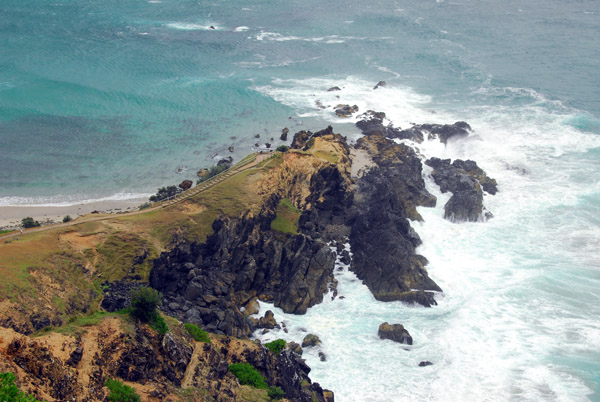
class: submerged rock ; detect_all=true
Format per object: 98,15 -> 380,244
334,104 -> 359,118
378,322 -> 413,345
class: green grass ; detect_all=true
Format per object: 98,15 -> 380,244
270,199 -> 301,235
264,339 -> 286,354
184,323 -> 211,343
0,229 -> 14,234
96,233 -> 155,281
34,310 -> 130,337
105,378 -> 140,402
229,363 -> 268,389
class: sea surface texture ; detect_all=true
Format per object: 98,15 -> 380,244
2,0 -> 600,400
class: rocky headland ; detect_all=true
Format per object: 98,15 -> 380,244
0,110 -> 497,400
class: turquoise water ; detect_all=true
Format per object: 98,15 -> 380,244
2,0 -> 600,400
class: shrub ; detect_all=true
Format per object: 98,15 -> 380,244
196,164 -> 229,184
105,378 -> 140,402
0,372 -> 40,401
130,287 -> 161,323
184,323 -> 211,343
21,217 -> 40,229
268,385 -> 285,400
275,145 -> 289,152
138,202 -> 151,210
264,339 -> 286,354
228,363 -> 268,389
149,185 -> 181,202
62,215 -> 72,223
150,313 -> 169,335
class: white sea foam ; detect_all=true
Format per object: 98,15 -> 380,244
165,22 -> 222,31
234,26 -> 249,32
252,77 -> 600,401
0,192 -> 151,207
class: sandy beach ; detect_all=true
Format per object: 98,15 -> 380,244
0,198 -> 147,229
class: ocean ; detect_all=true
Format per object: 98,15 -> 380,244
1,0 -> 599,400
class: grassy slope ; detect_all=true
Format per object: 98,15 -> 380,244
0,155 -> 278,328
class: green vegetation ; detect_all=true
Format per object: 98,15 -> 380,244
264,339 -> 286,354
268,386 -> 285,400
0,229 -> 14,234
130,287 -> 161,322
229,363 -> 268,389
105,378 -> 140,402
96,233 -> 155,281
150,313 -> 169,335
149,185 -> 182,202
21,217 -> 40,228
184,323 -> 211,343
196,164 -> 229,184
138,202 -> 151,210
62,215 -> 72,223
128,287 -> 168,334
275,145 -> 289,152
270,198 -> 301,235
0,372 -> 41,402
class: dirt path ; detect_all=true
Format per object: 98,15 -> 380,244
181,341 -> 202,388
0,153 -> 272,242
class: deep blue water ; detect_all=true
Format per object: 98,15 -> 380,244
1,1 -> 600,400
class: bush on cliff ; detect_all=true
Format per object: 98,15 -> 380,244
20,217 -> 40,228
105,378 -> 140,402
228,363 -> 268,389
0,372 -> 40,402
149,185 -> 181,202
268,385 -> 285,400
264,339 -> 286,354
184,323 -> 211,343
196,164 -> 229,184
129,287 -> 168,334
276,145 -> 289,152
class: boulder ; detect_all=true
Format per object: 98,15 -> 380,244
280,127 -> 289,141
327,86 -> 341,92
228,146 -> 234,153
373,80 -> 386,89
197,168 -> 209,178
378,322 -> 413,345
302,334 -> 322,348
67,346 -> 83,367
179,180 -> 193,191
334,104 -> 359,118
287,341 -> 303,355
419,361 -> 433,367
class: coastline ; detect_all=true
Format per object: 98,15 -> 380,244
0,198 -> 147,229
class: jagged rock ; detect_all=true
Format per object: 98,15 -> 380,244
419,361 -> 433,367
396,290 -> 437,307
287,341 -> 303,356
378,322 -> 413,345
374,81 -> 387,89
334,104 -> 359,118
281,128 -> 289,141
425,157 -> 496,222
243,298 -> 260,316
390,121 -> 471,144
150,210 -> 335,336
302,334 -> 322,348
67,346 -> 83,367
291,130 -> 312,149
255,310 -> 278,329
327,86 -> 341,92
179,180 -> 193,191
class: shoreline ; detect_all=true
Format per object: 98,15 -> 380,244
0,198 -> 147,229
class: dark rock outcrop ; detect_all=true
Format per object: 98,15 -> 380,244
425,157 -> 496,222
327,86 -> 341,92
374,81 -> 387,90
378,322 -> 413,345
150,209 -> 335,337
217,156 -> 233,169
419,361 -> 433,367
101,281 -> 145,312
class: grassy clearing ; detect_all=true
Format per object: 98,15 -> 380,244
270,199 -> 301,235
